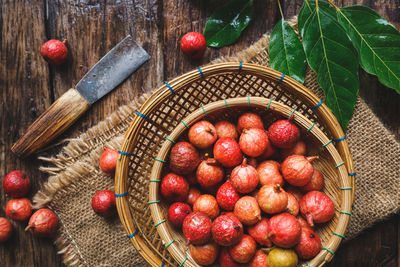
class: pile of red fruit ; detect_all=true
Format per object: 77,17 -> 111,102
160,112 -> 335,266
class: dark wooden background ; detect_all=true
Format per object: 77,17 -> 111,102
1,0 -> 399,266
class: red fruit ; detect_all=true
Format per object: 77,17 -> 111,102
196,158 -> 224,188
40,39 -> 68,65
268,213 -> 301,248
25,208 -> 58,236
186,187 -> 201,206
239,128 -> 269,157
91,190 -> 116,217
220,211 -> 236,218
300,191 -> 335,226
3,170 -> 31,197
189,242 -> 219,266
286,193 -> 299,216
229,234 -> 257,263
186,173 -> 198,185
247,218 -> 272,247
219,247 -> 241,267
286,186 -> 304,202
297,216 -> 314,231
180,32 -> 206,59
230,159 -> 259,194
268,120 -> 300,149
169,142 -> 201,175
237,113 -> 264,133
193,194 -> 220,220
214,137 -> 243,167
183,211 -> 212,245
212,214 -> 243,246
99,147 -> 118,174
167,202 -> 192,228
0,218 -> 12,242
5,198 -> 32,221
260,134 -> 279,159
247,250 -> 269,267
215,121 -> 238,140
234,196 -> 261,226
257,160 -> 284,187
257,184 -> 288,214
300,169 -> 324,192
281,155 -> 318,186
216,181 -> 240,211
189,120 -> 217,149
281,140 -> 307,159
160,173 -> 189,202
295,228 -> 322,259
248,158 -> 258,168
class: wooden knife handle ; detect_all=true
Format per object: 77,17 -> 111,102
11,88 -> 90,158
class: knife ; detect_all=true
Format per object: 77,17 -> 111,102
11,35 -> 150,158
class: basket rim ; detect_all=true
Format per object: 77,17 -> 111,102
115,62 -> 355,267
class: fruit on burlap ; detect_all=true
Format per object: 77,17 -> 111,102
228,234 -> 257,263
216,181 -> 240,211
286,193 -> 299,216
160,173 -> 189,202
215,120 -> 238,140
300,169 -> 324,192
25,209 -> 58,237
196,158 -> 224,188
281,155 -> 318,186
5,198 -> 32,221
99,147 -> 118,174
193,194 -> 220,220
213,137 -> 243,167
237,112 -> 264,133
167,202 -> 191,228
211,214 -> 243,246
268,120 -> 300,149
180,32 -> 206,59
230,159 -> 259,194
295,227 -> 322,259
3,170 -> 31,197
247,249 -> 269,267
169,142 -> 201,175
257,184 -> 288,214
182,211 -> 212,245
267,248 -> 298,267
239,128 -> 269,157
233,196 -> 261,226
186,187 -> 201,206
189,241 -> 219,266
281,140 -> 306,159
40,39 -> 68,65
189,120 -> 217,149
247,217 -> 272,247
91,190 -> 116,217
257,160 -> 284,186
268,213 -> 301,248
300,191 -> 335,226
219,247 -> 241,267
0,218 -> 12,242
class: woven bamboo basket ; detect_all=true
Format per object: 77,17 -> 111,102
115,62 -> 355,267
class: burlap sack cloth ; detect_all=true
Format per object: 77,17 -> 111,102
33,19 -> 400,266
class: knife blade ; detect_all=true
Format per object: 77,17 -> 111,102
11,35 -> 150,158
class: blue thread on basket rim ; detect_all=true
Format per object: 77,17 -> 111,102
154,219 -> 167,227
136,110 -> 148,119
276,72 -> 285,86
127,229 -> 138,238
339,187 -> 352,190
348,172 -> 357,176
161,261 -> 165,267
115,192 -> 128,197
201,104 -> 208,115
311,99 -> 323,110
322,139 -> 333,147
118,150 -> 133,156
147,200 -> 160,204
307,122 -> 315,132
165,82 -> 175,94
165,239 -> 175,249
179,255 -> 188,267
181,120 -> 190,128
339,211 -> 352,215
288,107 -> 296,120
239,62 -> 243,73
332,232 -> 345,238
165,137 -> 176,144
266,98 -> 272,111
335,162 -> 345,168
197,67 -> 204,78
334,135 -> 347,142
224,99 -> 229,108
322,247 -> 335,255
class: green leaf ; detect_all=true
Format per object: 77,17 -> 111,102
298,0 -> 335,37
203,0 -> 253,48
269,19 -> 307,84
302,6 -> 359,131
336,5 -> 400,93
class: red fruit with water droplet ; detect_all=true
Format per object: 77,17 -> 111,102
237,113 -> 264,133
300,169 -> 324,192
160,173 -> 189,202
91,190 -> 116,217
0,218 -> 12,242
40,39 -> 68,65
212,214 -> 243,246
5,198 -> 32,221
193,194 -> 220,220
295,228 -> 322,259
281,155 -> 318,186
247,218 -> 272,247
167,202 -> 192,228
186,187 -> 201,206
196,158 -> 224,188
216,181 -> 240,211
189,241 -> 219,266
183,211 -> 212,245
257,160 -> 284,187
257,184 -> 288,214
286,193 -> 299,216
215,120 -> 238,140
239,128 -> 269,157
189,120 -> 218,149
230,159 -> 259,194
268,120 -> 300,149
268,213 -> 301,248
234,196 -> 261,226
214,137 -> 243,167
3,170 -> 31,198
300,191 -> 335,226
247,250 -> 269,267
281,140 -> 307,159
25,209 -> 58,237
180,32 -> 206,59
219,247 -> 241,267
100,147 -> 118,174
169,142 -> 201,175
229,234 -> 257,263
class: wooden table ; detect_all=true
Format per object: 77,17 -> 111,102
1,1 -> 399,266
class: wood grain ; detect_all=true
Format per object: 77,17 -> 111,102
1,0 -> 399,266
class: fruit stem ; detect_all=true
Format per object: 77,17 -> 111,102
305,213 -> 315,227
261,247 -> 275,254
206,158 -> 218,165
274,184 -> 281,192
24,225 -> 32,232
306,156 -> 319,163
241,158 -> 248,167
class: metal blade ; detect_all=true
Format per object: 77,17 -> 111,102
75,35 -> 150,104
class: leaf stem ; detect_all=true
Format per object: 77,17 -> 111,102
315,0 -> 318,8
277,0 -> 284,19
327,0 -> 339,10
